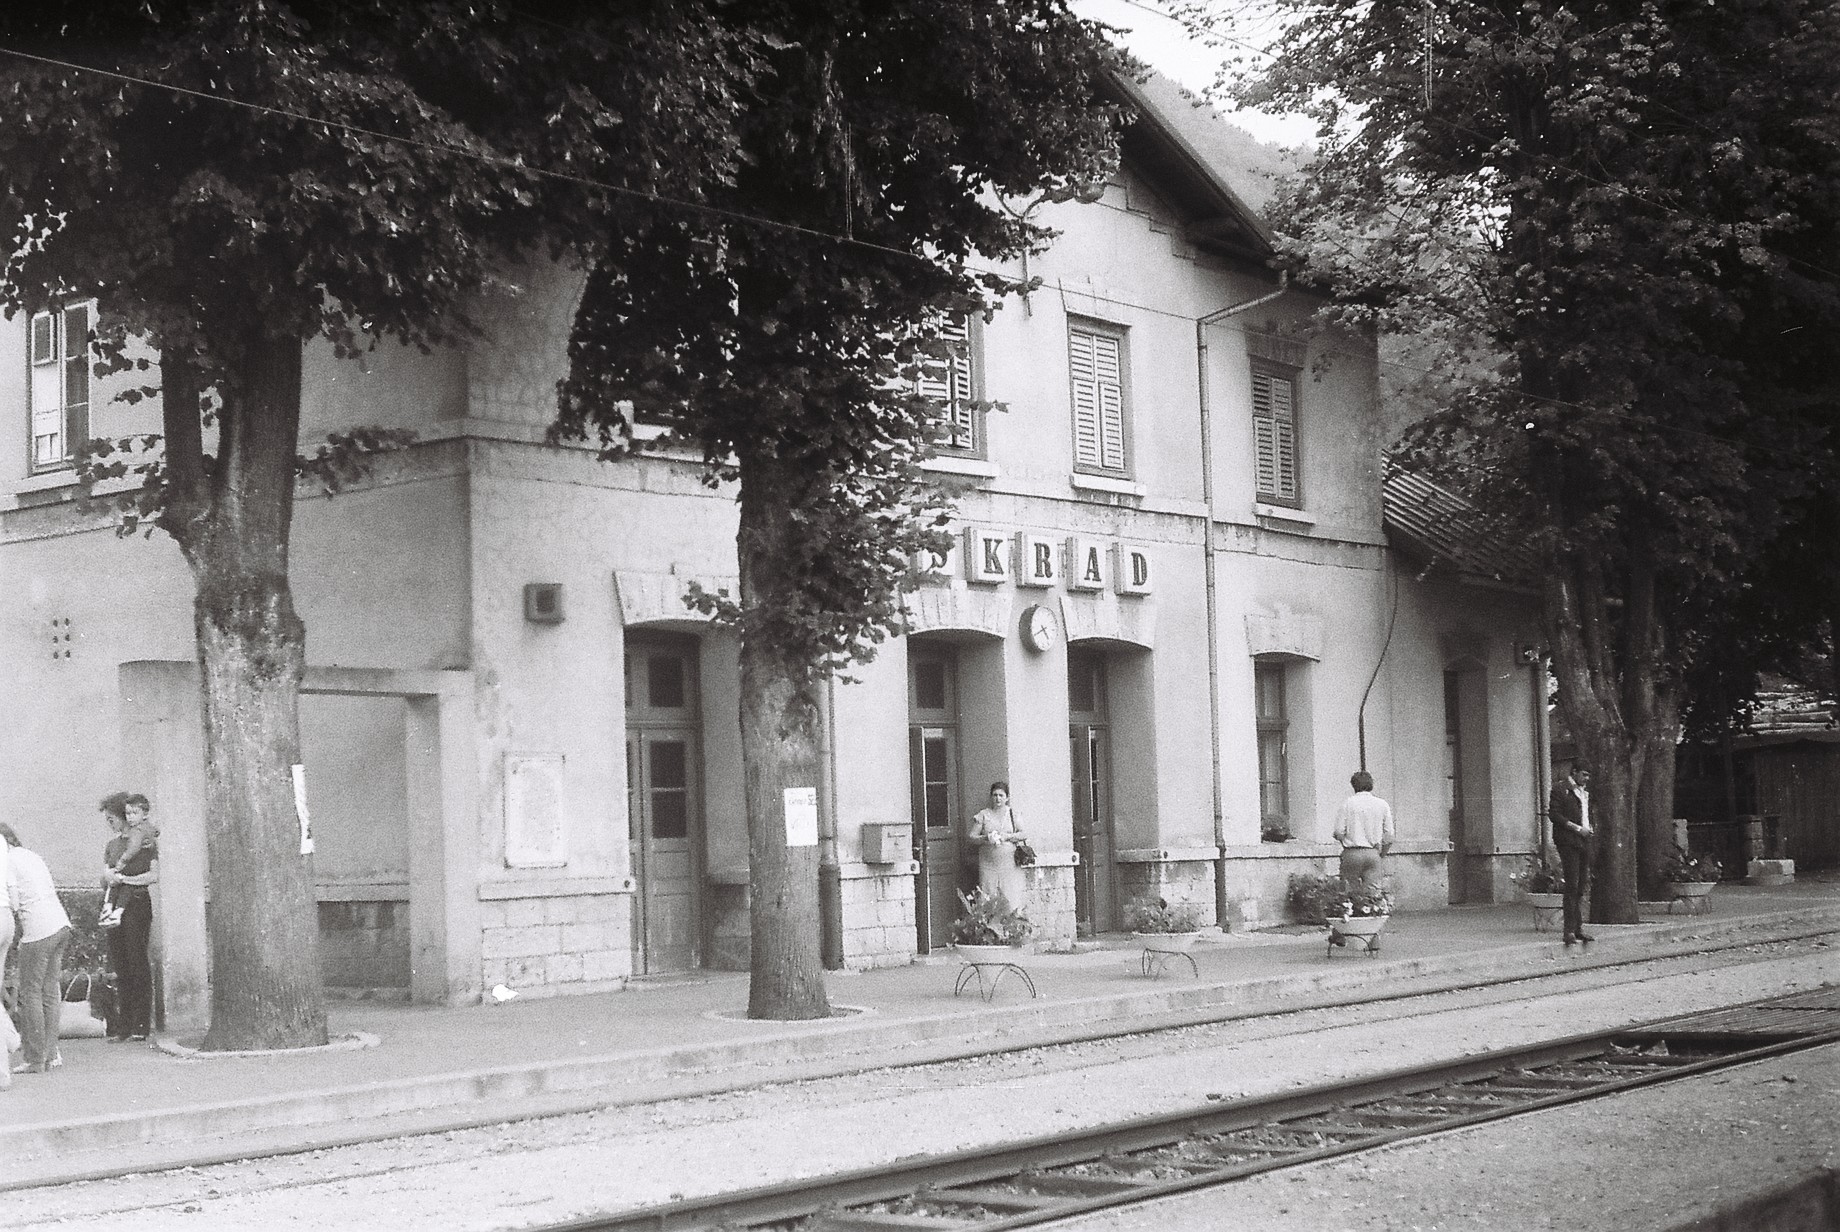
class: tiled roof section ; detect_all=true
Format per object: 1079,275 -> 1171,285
1747,685 -> 1837,735
1382,464 -> 1541,587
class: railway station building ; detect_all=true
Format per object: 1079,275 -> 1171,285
0,74 -> 1546,1027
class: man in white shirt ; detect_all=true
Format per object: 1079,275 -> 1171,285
1332,771 -> 1396,892
3,824 -> 73,1073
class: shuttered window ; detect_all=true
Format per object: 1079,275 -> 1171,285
916,316 -> 982,456
1252,365 -> 1300,506
29,302 -> 92,472
1069,324 -> 1127,473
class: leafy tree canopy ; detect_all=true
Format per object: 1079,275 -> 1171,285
555,0 -> 1125,678
1202,0 -> 1840,909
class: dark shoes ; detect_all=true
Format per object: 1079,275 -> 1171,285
1562,932 -> 1596,946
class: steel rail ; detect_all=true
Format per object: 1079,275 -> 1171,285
558,987 -> 1840,1232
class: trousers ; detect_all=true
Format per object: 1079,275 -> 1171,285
1339,845 -> 1383,891
17,926 -> 73,1065
1559,843 -> 1593,939
107,893 -> 154,1037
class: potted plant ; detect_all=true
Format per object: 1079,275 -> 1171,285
950,888 -> 1034,962
1510,850 -> 1566,931
1327,886 -> 1393,954
1123,897 -> 1206,952
1661,844 -> 1721,907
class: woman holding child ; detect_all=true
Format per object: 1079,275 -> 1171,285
98,791 -> 159,1042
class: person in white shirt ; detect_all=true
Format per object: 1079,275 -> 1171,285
1332,771 -> 1396,893
3,824 -> 74,1073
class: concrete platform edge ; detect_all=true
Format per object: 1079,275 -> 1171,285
6,901 -> 1839,1189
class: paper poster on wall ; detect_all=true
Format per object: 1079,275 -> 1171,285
505,752 -> 568,868
291,763 -> 314,856
783,787 -> 819,847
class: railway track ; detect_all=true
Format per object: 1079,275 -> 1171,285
567,984 -> 1840,1232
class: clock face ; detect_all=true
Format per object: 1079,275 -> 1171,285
1021,604 -> 1058,652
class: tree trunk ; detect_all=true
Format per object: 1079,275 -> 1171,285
1635,689 -> 1681,898
163,338 -> 329,1051
1543,560 -> 1642,923
737,456 -> 832,1021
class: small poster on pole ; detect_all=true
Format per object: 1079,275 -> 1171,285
292,763 -> 314,856
783,787 -> 819,847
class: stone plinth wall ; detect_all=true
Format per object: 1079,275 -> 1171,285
1022,859 -> 1078,950
707,878 -> 750,971
318,899 -> 410,990
840,863 -> 920,969
1219,841 -> 1452,928
479,891 -> 631,994
1116,849 -> 1220,929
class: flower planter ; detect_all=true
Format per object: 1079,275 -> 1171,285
1131,931 -> 1202,953
1665,881 -> 1717,914
1327,913 -> 1388,957
1526,891 -> 1564,933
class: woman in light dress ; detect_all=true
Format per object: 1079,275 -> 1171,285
968,781 -> 1029,908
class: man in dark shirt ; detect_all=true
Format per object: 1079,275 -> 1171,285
1549,763 -> 1595,945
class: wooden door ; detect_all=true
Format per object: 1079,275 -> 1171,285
626,639 -> 702,974
1070,649 -> 1117,934
908,646 -> 962,952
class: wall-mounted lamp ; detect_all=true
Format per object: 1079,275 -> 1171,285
524,583 -> 565,624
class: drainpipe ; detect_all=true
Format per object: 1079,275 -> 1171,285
818,676 -> 844,969
1196,271 -> 1290,931
1533,653 -> 1551,852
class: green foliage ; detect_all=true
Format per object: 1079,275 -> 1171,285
1122,897 -> 1205,934
950,888 -> 1035,947
1510,851 -> 1566,896
57,889 -> 113,980
1660,845 -> 1722,885
1286,873 -> 1344,924
1220,0 -> 1840,915
553,0 -> 1123,680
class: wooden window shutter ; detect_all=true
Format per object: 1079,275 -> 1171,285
1070,326 -> 1127,472
919,316 -> 979,454
1252,368 -> 1299,504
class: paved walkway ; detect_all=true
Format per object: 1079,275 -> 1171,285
5,880 -> 1839,1189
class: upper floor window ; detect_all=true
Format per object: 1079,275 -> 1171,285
1068,321 -> 1128,475
916,316 -> 983,457
1251,363 -> 1300,506
29,302 -> 92,472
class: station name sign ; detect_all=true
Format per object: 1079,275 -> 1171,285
915,529 -> 1152,597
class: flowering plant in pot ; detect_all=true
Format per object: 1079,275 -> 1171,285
1660,846 -> 1721,909
1660,845 -> 1721,886
1510,851 -> 1566,896
1327,886 -> 1393,954
950,889 -> 1034,960
1123,897 -> 1206,951
1338,886 -> 1394,919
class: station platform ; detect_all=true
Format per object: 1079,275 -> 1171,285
5,878 -> 1839,1190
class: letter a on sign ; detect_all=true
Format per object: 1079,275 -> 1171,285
1066,537 -> 1105,591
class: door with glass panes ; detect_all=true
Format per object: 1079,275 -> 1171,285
1069,648 -> 1117,934
625,636 -> 703,974
907,644 -> 963,952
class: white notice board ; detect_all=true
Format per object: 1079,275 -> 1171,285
505,752 -> 568,868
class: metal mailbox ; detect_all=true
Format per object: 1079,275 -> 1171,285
860,822 -> 913,865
